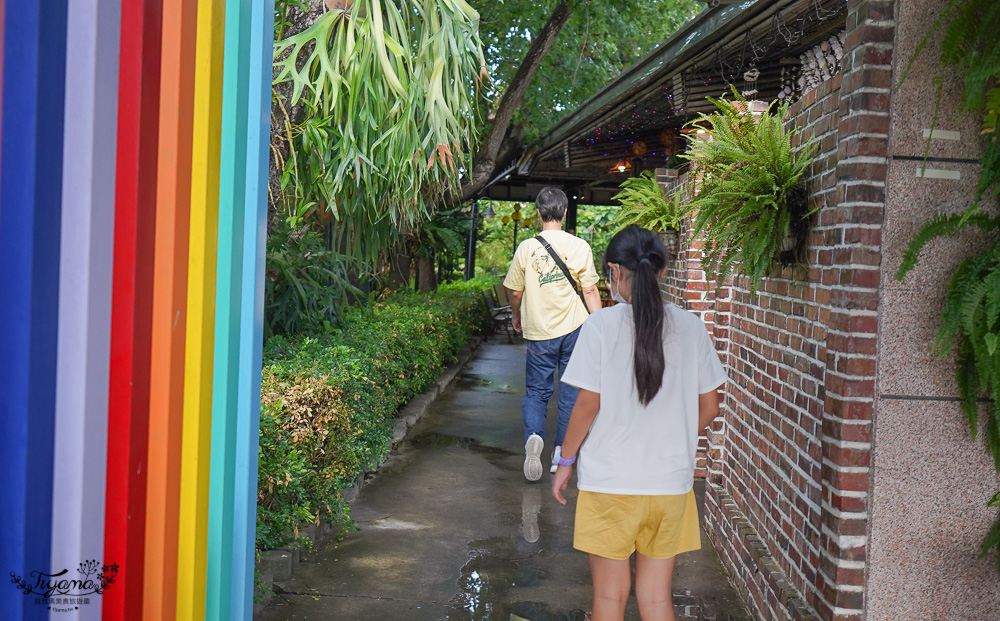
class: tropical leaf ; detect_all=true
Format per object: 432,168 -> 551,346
272,0 -> 487,263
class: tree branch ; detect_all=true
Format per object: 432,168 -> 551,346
448,0 -> 571,205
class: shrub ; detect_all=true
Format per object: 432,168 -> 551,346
256,284 -> 490,553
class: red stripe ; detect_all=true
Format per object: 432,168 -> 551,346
104,1 -> 162,618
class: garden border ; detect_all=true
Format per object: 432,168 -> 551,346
252,335 -> 483,614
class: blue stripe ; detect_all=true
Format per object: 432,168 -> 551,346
231,0 -> 273,615
207,0 -> 253,618
0,1 -> 68,619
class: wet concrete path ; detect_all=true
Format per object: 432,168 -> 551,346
258,340 -> 750,620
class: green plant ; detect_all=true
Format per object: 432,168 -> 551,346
610,171 -> 687,232
895,0 -> 1000,573
682,90 -> 816,295
272,0 -> 488,263
273,0 -> 309,41
256,284 -> 490,557
264,218 -> 365,338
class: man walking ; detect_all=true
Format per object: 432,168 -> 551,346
504,187 -> 603,481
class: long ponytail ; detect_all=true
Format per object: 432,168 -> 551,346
604,225 -> 668,405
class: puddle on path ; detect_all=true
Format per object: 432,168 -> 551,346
409,431 -> 517,458
456,373 -> 516,394
445,537 -> 586,621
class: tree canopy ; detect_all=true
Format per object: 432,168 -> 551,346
475,0 -> 701,144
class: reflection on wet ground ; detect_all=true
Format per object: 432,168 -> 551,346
258,340 -> 751,621
409,431 -> 518,459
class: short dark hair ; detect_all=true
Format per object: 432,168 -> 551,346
535,186 -> 567,222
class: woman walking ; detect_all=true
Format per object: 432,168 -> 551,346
551,225 -> 727,621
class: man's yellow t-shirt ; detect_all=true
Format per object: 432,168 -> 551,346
503,230 -> 600,341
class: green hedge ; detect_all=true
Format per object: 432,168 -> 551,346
256,281 -> 492,552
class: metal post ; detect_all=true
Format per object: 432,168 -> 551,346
511,219 -> 519,257
465,199 -> 478,280
567,192 -> 579,234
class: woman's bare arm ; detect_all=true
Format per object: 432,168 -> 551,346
699,389 -> 721,433
551,389 -> 600,504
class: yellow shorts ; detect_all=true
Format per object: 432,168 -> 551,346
573,489 -> 702,560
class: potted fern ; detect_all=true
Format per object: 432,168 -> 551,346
611,170 -> 687,256
683,90 -> 816,294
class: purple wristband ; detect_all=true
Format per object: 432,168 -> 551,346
558,454 -> 577,467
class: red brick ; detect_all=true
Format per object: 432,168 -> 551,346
839,113 -> 890,137
823,467 -> 871,494
823,418 -> 872,442
839,135 -> 888,159
823,443 -> 871,468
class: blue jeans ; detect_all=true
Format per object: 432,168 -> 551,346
523,327 -> 581,448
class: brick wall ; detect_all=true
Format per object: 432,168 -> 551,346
657,168 -> 729,480
659,3 -> 893,619
702,71 -> 845,621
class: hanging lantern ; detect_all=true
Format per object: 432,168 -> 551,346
522,218 -> 532,228
501,215 -> 511,225
659,128 -> 680,154
631,141 -> 648,157
609,159 -> 630,174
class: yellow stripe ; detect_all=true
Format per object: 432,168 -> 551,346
176,0 -> 226,617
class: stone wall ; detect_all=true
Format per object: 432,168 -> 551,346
867,0 -> 1000,618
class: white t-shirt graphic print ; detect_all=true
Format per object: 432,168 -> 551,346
560,303 -> 727,495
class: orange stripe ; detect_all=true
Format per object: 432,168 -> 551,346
143,0 -> 199,618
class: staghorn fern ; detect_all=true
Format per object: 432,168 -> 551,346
272,0 -> 488,263
897,0 -> 1000,573
681,89 -> 816,296
610,171 -> 688,232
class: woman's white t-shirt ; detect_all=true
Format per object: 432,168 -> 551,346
560,303 -> 727,495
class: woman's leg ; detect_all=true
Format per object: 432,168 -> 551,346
634,552 -> 676,621
589,554 -> 631,621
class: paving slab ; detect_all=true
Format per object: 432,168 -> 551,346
257,339 -> 750,621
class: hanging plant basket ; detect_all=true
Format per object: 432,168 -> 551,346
657,229 -> 680,259
610,170 -> 689,261
683,89 -> 816,295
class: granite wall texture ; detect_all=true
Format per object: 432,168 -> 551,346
867,0 -> 1000,619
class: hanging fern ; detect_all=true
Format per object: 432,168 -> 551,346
681,90 -> 816,295
897,0 -> 1000,573
610,171 -> 688,232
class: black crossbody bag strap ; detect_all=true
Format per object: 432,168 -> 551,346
535,235 -> 590,314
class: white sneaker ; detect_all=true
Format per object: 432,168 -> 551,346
523,434 -> 544,481
550,445 -> 562,474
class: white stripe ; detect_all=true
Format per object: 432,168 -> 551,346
52,2 -> 120,620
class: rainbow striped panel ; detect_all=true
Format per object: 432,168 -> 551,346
0,1 -> 272,618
